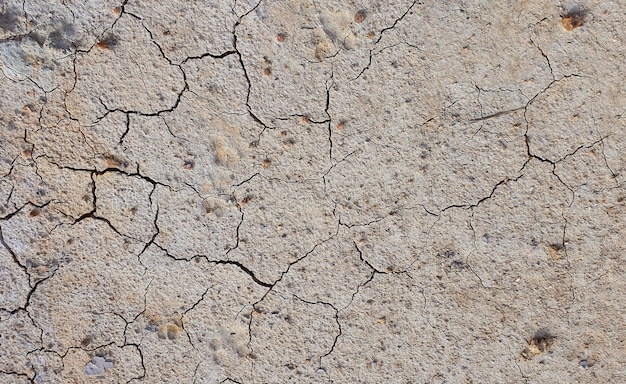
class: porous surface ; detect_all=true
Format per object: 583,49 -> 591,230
1,1 -> 625,383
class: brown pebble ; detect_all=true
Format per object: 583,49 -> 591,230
562,12 -> 585,31
354,10 -> 367,23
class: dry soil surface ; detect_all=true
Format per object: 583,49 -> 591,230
1,1 -> 625,383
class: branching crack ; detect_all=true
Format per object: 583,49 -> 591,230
292,295 -> 341,367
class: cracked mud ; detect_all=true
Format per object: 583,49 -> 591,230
1,1 -> 625,383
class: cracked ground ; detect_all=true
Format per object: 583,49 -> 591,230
0,1 -> 625,383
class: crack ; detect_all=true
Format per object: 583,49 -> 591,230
125,342 -> 146,383
530,35 -> 555,81
321,150 -> 356,189
350,242 -> 384,306
464,254 -> 501,290
137,205 -> 159,267
220,378 -> 244,384
231,172 -> 259,187
71,11 -> 190,121
374,1 -> 419,45
501,333 -> 527,381
245,232 -> 338,356
354,2 -> 420,80
292,295 -> 341,368
46,159 -> 173,194
590,109 -> 620,186
441,174 -> 523,213
0,197 -> 53,221
180,285 -> 212,349
154,242 -> 273,289
232,0 -> 273,144
71,172 -> 125,236
225,195 -> 244,256
0,370 -> 34,384
119,278 -> 152,346
181,50 -> 238,64
353,41 -> 417,81
8,262 -> 57,315
118,112 -> 131,145
209,258 -> 272,288
192,362 -> 201,384
324,70 -> 334,161
337,215 -> 385,229
0,224 -> 31,290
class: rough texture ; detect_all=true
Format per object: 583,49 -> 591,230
1,1 -> 625,383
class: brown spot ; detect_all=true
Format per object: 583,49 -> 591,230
300,116 -> 309,124
157,325 -> 168,339
385,266 -> 393,273
29,208 -> 41,217
354,9 -> 367,23
96,34 -> 119,50
262,67 -> 271,76
167,324 -> 180,340
241,196 -> 252,205
113,7 -> 120,14
149,315 -> 161,325
547,243 -> 565,260
336,121 -> 345,130
80,336 -> 93,347
522,328 -> 555,359
80,336 -> 93,348
262,158 -> 271,169
22,148 -> 32,157
366,31 -> 375,39
562,11 -> 585,31
103,154 -> 125,168
182,160 -> 194,169
277,33 -> 286,42
279,130 -> 287,137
